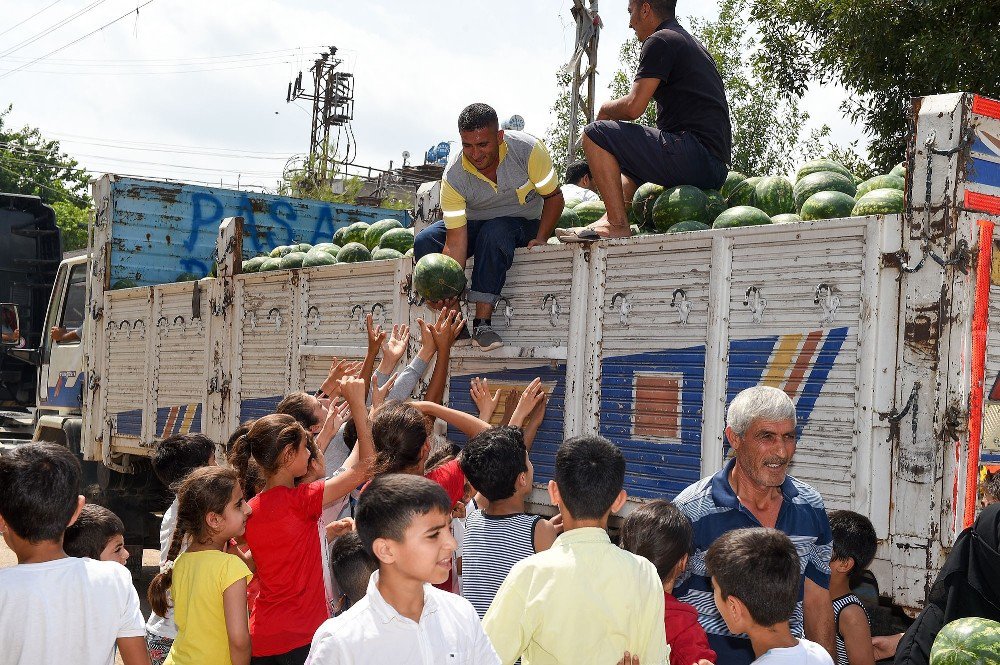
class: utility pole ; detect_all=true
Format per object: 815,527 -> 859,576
286,46 -> 355,185
567,1 -> 601,165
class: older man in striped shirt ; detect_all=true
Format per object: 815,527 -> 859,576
674,385 -> 837,665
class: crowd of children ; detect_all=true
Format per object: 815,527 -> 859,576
5,307 -> 993,665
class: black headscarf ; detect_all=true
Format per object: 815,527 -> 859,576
895,503 -> 1000,664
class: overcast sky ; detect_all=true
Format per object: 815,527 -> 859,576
0,0 -> 863,192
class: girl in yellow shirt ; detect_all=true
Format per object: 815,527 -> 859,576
148,466 -> 254,665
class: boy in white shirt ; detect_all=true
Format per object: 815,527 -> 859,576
705,527 -> 834,665
305,474 -> 500,665
0,442 -> 149,665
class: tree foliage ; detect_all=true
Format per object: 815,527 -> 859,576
749,0 -> 1000,170
545,67 -> 586,181
0,105 -> 92,250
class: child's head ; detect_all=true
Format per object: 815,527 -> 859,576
151,433 -> 217,489
425,440 -> 460,473
459,426 -> 530,503
551,435 -> 626,521
225,420 -> 254,460
619,499 -> 692,587
371,401 -> 431,476
0,442 -> 83,549
982,469 -> 1000,507
230,413 -> 311,482
705,527 -> 800,634
277,391 -> 326,434
147,466 -> 250,616
343,419 -> 359,452
829,510 -> 877,587
63,504 -> 128,565
330,531 -> 377,611
356,474 -> 455,585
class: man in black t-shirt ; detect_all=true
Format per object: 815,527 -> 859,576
559,0 -> 732,242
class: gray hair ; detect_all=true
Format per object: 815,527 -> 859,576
725,386 -> 797,436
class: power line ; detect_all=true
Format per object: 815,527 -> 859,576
0,46 -> 322,64
0,59 -> 296,76
0,0 -> 66,41
0,0 -> 112,59
0,162 -> 90,205
0,136 -> 301,160
0,0 -> 160,82
0,149 -> 286,177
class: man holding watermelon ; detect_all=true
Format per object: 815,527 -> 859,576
414,103 -> 565,352
558,0 -> 731,242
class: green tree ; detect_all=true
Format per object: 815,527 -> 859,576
545,67 -> 586,181
0,105 -> 92,250
748,0 -> 1000,170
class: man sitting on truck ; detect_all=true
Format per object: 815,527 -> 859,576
673,386 -> 837,665
413,103 -> 565,352
558,0 -> 731,242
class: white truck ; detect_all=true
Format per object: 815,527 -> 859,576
6,92 -> 1000,612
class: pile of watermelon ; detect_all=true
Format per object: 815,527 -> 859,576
241,219 -> 415,273
929,617 -> 1000,664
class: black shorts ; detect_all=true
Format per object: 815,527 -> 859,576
584,120 -> 728,190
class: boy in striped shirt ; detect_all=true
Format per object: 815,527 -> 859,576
458,426 -> 559,617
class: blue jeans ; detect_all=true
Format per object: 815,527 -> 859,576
413,216 -> 541,304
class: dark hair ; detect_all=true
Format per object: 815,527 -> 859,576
356,474 -> 451,556
984,470 -> 1000,503
371,401 -> 430,476
554,435 -> 625,520
459,427 -> 527,502
64,504 -> 125,559
619,500 -> 692,582
151,433 -> 217,487
458,103 -> 499,133
228,413 -> 307,484
705,528 -> 800,627
425,440 -> 460,473
829,510 -> 878,586
147,466 -> 241,616
343,419 -> 358,452
225,420 -> 254,458
644,0 -> 677,20
565,160 -> 591,185
277,392 -> 321,430
0,442 -> 81,543
330,531 -> 377,604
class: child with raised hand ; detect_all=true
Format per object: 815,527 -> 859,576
424,308 -> 467,405
828,511 -> 877,665
64,503 -> 130,566
620,500 -> 716,665
705,528 -> 833,665
0,442 -> 149,665
305,474 -> 500,664
147,466 -> 253,665
233,375 -> 376,664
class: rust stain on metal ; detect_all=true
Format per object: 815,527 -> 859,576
247,197 -> 268,214
165,234 -> 172,246
904,301 -> 941,361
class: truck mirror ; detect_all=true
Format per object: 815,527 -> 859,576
0,303 -> 21,347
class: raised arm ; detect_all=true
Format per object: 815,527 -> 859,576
322,376 -> 375,506
361,314 -> 386,400
425,308 -> 465,405
410,400 -> 490,439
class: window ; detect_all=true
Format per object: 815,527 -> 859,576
60,264 -> 87,335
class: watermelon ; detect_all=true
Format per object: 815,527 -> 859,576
720,171 -> 747,199
564,196 -> 583,209
296,243 -> 312,253
259,257 -> 282,272
364,218 -> 403,249
558,207 -> 581,229
574,200 -> 607,225
727,176 -> 760,207
371,247 -> 404,261
652,185 -> 709,232
242,256 -> 267,273
703,189 -> 727,221
313,242 -> 341,256
930,617 -> 1000,665
175,272 -> 198,282
269,245 -> 293,258
795,158 -> 853,182
857,174 -> 905,198
280,251 -> 307,269
337,242 -> 371,263
852,188 -> 904,216
302,249 -> 337,267
111,278 -> 137,290
754,176 -> 795,217
890,162 -> 907,179
793,171 -> 857,211
332,226 -> 349,246
413,253 -> 467,301
378,228 -> 414,254
800,191 -> 857,221
630,183 -> 664,230
713,206 -> 771,229
404,248 -> 413,257
667,220 -> 711,233
771,213 -> 803,224
341,222 -> 370,246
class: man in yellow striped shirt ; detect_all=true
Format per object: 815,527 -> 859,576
413,103 -> 565,351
